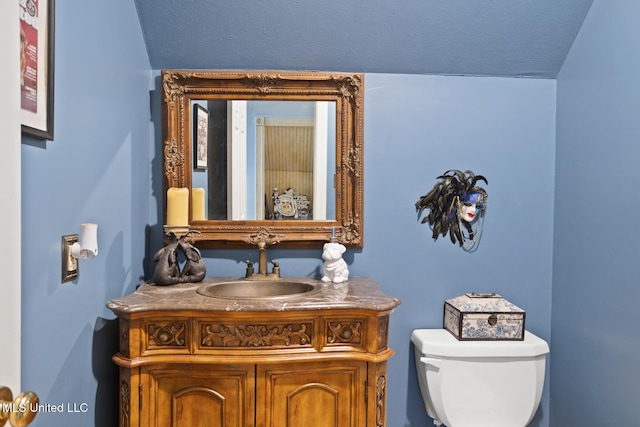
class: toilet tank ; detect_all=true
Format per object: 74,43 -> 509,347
411,329 -> 549,427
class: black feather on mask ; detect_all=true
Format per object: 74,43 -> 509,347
415,169 -> 488,248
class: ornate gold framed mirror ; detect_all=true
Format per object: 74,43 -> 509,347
162,70 -> 364,248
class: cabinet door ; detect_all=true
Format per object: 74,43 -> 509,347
144,364 -> 255,427
257,361 -> 367,427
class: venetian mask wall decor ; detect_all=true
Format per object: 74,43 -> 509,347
415,169 -> 488,251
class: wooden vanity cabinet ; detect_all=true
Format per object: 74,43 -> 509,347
257,360 -> 367,427
142,363 -> 255,427
109,279 -> 399,427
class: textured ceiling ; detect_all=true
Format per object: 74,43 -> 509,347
133,0 -> 594,79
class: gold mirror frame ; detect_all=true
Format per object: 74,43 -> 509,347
162,70 -> 364,249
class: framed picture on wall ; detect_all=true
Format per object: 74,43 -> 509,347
20,0 -> 55,140
194,104 -> 209,170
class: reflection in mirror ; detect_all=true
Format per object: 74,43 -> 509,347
191,100 -> 336,221
162,70 -> 364,249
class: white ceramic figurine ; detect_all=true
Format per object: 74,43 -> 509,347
321,242 -> 349,283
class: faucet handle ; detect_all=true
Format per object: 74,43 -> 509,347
270,261 -> 280,277
245,260 -> 254,278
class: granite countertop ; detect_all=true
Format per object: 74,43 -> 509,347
107,276 -> 401,314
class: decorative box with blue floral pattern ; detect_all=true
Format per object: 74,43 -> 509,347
443,293 -> 525,341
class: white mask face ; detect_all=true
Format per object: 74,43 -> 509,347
460,202 -> 477,222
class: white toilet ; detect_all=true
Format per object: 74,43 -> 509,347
411,329 -> 549,427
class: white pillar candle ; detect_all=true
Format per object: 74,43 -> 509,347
166,187 -> 189,226
192,187 -> 206,221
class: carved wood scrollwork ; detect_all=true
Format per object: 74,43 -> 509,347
147,321 -> 186,347
120,381 -> 130,427
200,322 -> 312,348
240,73 -> 284,94
339,220 -> 361,246
326,321 -> 362,345
163,137 -> 184,186
377,316 -> 389,350
243,227 -> 284,247
162,71 -> 187,102
375,375 -> 387,427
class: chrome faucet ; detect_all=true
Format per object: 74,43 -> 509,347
245,242 -> 281,280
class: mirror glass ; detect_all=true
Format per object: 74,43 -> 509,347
191,100 -> 336,221
162,70 -> 364,249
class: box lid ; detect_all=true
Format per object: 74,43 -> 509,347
445,293 -> 524,314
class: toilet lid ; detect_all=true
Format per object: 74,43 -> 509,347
411,329 -> 549,358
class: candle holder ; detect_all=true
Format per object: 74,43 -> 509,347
163,225 -> 190,238
163,225 -> 189,237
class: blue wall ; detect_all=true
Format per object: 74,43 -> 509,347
552,0 -> 640,424
198,74 -> 557,426
20,0 -> 152,425
351,74 -> 555,426
20,2 -> 563,427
